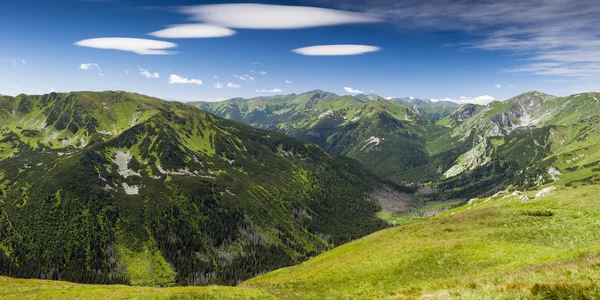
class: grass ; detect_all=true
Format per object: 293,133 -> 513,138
0,276 -> 272,299
242,185 -> 600,299
3,185 -> 600,299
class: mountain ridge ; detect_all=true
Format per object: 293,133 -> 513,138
0,91 -> 411,286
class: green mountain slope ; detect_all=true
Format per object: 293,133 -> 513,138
439,92 -> 600,198
243,184 -> 600,299
2,184 -> 599,299
196,91 -> 600,201
193,91 -> 460,182
0,91 -> 411,286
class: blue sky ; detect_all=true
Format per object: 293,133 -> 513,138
1,0 -> 597,103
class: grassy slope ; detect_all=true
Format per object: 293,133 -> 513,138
0,276 -> 271,299
3,185 -> 600,299
243,185 -> 600,299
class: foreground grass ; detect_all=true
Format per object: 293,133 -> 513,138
243,185 -> 600,299
0,276 -> 272,299
3,185 -> 600,299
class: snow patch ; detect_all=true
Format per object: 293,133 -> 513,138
37,119 -> 47,130
113,151 -> 141,178
131,111 -> 141,127
318,110 -> 334,119
548,167 -> 561,181
360,136 -> 383,151
156,164 -> 196,176
122,183 -> 139,195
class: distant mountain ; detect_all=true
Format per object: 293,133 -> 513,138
193,91 -> 444,182
195,90 -> 600,198
0,91 -> 411,286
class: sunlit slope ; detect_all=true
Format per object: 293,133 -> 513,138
243,185 -> 600,299
194,91 -> 455,182
0,91 -> 407,287
0,276 -> 272,300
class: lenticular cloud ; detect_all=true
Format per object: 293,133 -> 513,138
74,38 -> 177,55
292,45 -> 381,56
180,4 -> 381,29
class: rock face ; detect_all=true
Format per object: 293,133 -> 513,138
197,90 -> 600,200
536,186 -> 558,198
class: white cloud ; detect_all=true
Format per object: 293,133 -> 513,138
256,88 -> 282,93
11,59 -> 17,66
21,60 -> 26,64
493,84 -> 502,88
79,63 -> 103,76
50,88 -> 56,93
213,75 -> 219,79
74,38 -> 177,55
227,83 -> 241,88
168,74 -> 203,85
234,74 -> 254,81
124,70 -> 130,74
214,82 -> 224,89
148,24 -> 236,38
249,70 -> 256,73
321,0 -> 600,89
344,87 -> 363,94
441,95 -> 496,105
180,4 -> 380,29
258,71 -> 267,75
285,80 -> 292,84
292,44 -> 381,56
138,67 -> 160,79
508,84 -> 515,88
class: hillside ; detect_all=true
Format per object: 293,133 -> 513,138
440,92 -> 600,198
196,91 -> 600,200
243,184 -> 600,299
0,91 -> 411,286
193,91 -> 460,182
2,185 -> 600,299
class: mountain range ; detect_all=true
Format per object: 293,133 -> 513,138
0,91 -> 410,286
195,90 -> 600,198
3,89 -> 600,297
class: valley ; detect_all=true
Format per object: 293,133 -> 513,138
2,90 -> 600,299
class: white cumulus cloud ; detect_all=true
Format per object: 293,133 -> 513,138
169,74 -> 203,85
74,38 -> 177,55
285,80 -> 292,84
138,67 -> 160,79
494,84 -> 502,88
256,88 -> 282,93
214,82 -> 224,89
344,87 -> 363,94
79,63 -> 103,76
227,83 -> 241,88
258,71 -> 267,75
292,44 -> 381,56
149,24 -> 236,38
179,4 -> 380,29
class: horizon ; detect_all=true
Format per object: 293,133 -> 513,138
3,1 -> 598,104
0,88 -> 574,106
